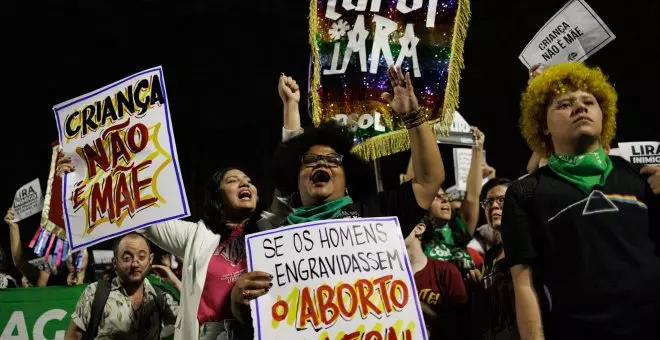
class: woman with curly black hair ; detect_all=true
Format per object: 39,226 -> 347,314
231,65 -> 446,324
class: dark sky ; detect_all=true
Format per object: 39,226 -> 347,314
1,0 -> 658,254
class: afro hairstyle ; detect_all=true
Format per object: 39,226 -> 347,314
520,62 -> 618,156
273,122 -> 374,203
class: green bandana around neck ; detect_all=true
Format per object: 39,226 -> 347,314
286,195 -> 354,225
548,147 -> 613,194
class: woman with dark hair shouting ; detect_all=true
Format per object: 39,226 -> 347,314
231,65 -> 446,324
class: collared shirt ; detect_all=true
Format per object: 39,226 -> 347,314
72,277 -> 179,340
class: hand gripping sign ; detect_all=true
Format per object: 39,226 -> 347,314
52,67 -> 189,251
246,217 -> 427,340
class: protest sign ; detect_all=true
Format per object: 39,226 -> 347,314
0,285 -> 172,340
617,141 -> 660,166
27,257 -> 58,275
310,0 -> 471,160
519,0 -> 615,68
453,148 -> 488,191
435,111 -> 476,147
246,217 -> 427,340
53,67 -> 189,251
12,179 -> 43,222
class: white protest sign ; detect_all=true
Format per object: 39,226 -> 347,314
12,179 -> 43,222
246,217 -> 427,340
617,141 -> 660,166
452,148 -> 488,191
607,147 -> 621,157
519,0 -> 615,68
53,67 -> 189,251
434,111 -> 476,147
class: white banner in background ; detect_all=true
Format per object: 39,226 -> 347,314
519,0 -> 615,68
617,142 -> 660,166
12,179 -> 43,222
453,148 -> 488,191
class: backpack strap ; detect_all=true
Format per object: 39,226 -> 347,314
85,280 -> 111,340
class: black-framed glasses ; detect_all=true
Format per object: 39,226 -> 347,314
481,196 -> 505,209
300,153 -> 344,166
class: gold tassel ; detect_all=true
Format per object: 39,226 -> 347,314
309,0 -> 322,126
310,0 -> 472,161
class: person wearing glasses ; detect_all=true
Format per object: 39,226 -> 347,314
65,233 -> 179,340
467,178 -> 519,340
416,127 -> 488,275
231,65 -> 445,324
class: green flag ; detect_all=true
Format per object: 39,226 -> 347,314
0,285 -> 86,340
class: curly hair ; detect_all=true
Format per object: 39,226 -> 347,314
520,62 -> 618,156
273,122 -> 373,204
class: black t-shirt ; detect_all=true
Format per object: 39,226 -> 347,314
501,156 -> 660,339
334,180 -> 427,237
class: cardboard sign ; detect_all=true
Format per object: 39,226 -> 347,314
519,0 -> 615,68
53,67 -> 189,251
12,179 -> 43,222
246,217 -> 427,340
452,148 -> 488,191
435,112 -> 476,147
617,142 -> 660,166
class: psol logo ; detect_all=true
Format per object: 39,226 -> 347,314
567,52 -> 578,61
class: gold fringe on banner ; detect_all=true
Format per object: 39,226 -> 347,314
310,0 -> 472,161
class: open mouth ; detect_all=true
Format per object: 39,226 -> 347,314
440,206 -> 451,213
311,170 -> 331,184
238,190 -> 252,201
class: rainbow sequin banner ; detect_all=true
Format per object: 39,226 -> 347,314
310,0 -> 471,160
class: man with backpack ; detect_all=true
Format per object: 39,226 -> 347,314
64,232 -> 178,340
502,62 -> 660,340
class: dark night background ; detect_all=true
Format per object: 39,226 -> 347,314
1,0 -> 658,269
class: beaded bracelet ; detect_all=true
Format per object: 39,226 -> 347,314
402,108 -> 426,129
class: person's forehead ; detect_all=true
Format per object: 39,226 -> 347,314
119,236 -> 149,253
553,90 -> 596,101
487,185 -> 508,197
224,169 -> 248,179
307,144 -> 336,154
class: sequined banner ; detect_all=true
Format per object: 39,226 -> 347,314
310,0 -> 470,160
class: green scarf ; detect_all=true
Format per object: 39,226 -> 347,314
146,274 -> 180,302
286,196 -> 353,225
548,147 -> 613,194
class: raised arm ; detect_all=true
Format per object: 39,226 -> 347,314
279,73 -> 302,136
5,208 -> 49,287
382,66 -> 444,210
460,127 -> 485,235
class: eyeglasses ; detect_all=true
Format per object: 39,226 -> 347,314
481,196 -> 505,209
117,256 -> 149,265
300,153 -> 344,166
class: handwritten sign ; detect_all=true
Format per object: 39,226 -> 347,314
519,0 -> 615,68
452,148 -> 488,191
617,141 -> 660,166
310,0 -> 471,160
246,217 -> 427,340
53,67 -> 189,251
12,179 -> 43,222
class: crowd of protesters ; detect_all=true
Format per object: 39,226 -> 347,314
1,62 -> 659,340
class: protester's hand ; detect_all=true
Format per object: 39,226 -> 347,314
278,73 -> 300,105
483,163 -> 496,179
67,272 -> 80,286
152,264 -> 177,281
472,126 -> 485,151
641,166 -> 660,195
4,208 -> 16,225
468,268 -> 483,284
382,66 -> 419,115
528,63 -> 543,83
56,152 -> 75,177
232,271 -> 273,305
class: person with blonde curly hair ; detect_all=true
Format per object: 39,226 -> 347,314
501,62 -> 660,340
